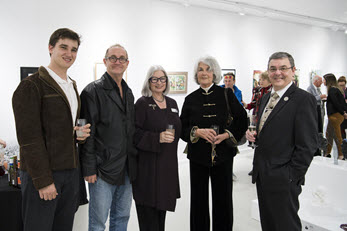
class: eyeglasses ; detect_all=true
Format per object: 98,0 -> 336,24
268,66 -> 293,73
150,76 -> 167,83
105,56 -> 128,64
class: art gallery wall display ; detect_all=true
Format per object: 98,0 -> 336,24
252,70 -> 262,90
20,67 -> 38,81
168,72 -> 188,94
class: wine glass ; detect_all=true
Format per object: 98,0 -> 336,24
248,115 -> 257,149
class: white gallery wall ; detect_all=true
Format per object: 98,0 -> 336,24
1,0 -> 347,143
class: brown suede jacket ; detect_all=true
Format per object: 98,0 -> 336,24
12,66 -> 81,190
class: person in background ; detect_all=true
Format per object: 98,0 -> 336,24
338,76 -> 347,101
180,56 -> 247,231
244,71 -> 272,118
12,28 -> 90,231
323,73 -> 347,160
307,75 -> 326,134
221,72 -> 244,106
80,44 -> 137,231
337,76 -> 347,138
246,52 -> 318,231
243,71 -> 272,175
133,65 -> 181,231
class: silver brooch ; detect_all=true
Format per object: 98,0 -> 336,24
149,104 -> 157,110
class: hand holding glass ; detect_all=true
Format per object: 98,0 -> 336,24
166,124 -> 175,136
76,119 -> 87,137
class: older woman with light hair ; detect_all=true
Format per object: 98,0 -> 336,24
180,56 -> 247,230
133,65 -> 181,231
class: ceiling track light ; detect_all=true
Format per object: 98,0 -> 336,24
206,0 -> 347,31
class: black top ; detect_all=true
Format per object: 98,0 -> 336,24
132,96 -> 181,211
326,87 -> 347,116
180,84 -> 247,167
105,72 -> 128,106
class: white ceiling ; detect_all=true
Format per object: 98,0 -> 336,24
159,0 -> 347,32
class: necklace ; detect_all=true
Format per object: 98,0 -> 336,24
152,95 -> 165,103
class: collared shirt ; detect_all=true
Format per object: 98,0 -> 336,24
46,67 -> 78,125
261,82 -> 293,119
201,83 -> 214,93
105,72 -> 128,106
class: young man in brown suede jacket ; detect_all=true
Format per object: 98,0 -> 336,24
12,28 -> 90,231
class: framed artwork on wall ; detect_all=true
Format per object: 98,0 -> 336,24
95,62 -> 127,81
294,69 -> 300,87
253,70 -> 263,90
168,72 -> 188,94
20,67 -> 38,80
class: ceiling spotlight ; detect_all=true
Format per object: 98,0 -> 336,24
345,29 -> 347,34
239,12 -> 245,16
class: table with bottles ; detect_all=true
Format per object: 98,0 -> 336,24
0,144 -> 23,231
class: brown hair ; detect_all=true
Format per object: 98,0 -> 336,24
49,28 -> 81,47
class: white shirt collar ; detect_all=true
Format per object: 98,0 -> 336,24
271,81 -> 293,99
45,66 -> 72,84
201,83 -> 214,93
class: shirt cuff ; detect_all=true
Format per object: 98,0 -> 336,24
190,126 -> 200,143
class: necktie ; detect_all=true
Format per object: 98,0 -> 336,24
258,92 -> 279,133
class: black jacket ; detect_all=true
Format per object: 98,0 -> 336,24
80,73 -> 137,185
180,84 -> 247,166
326,87 -> 347,116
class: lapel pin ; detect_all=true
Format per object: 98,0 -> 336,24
149,104 -> 157,110
284,97 -> 289,101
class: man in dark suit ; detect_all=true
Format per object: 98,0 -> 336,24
246,52 -> 318,231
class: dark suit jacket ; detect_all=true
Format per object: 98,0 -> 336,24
252,84 -> 318,186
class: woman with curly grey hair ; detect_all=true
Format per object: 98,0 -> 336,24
180,56 -> 247,230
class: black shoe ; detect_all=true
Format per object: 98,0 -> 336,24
325,154 -> 331,158
248,170 -> 253,176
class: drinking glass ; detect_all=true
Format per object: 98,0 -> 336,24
166,124 -> 175,136
76,119 -> 87,138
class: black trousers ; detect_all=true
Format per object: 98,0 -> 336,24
135,204 -> 166,231
21,168 -> 79,231
316,105 -> 323,133
189,160 -> 233,231
256,176 -> 302,231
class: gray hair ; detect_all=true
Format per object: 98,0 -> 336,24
105,43 -> 128,59
312,75 -> 322,84
193,56 -> 222,85
141,65 -> 170,97
267,52 -> 295,69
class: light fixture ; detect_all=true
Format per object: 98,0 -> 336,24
239,12 -> 245,16
345,29 -> 347,34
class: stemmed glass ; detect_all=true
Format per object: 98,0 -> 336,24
211,125 -> 219,164
248,115 -> 257,149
